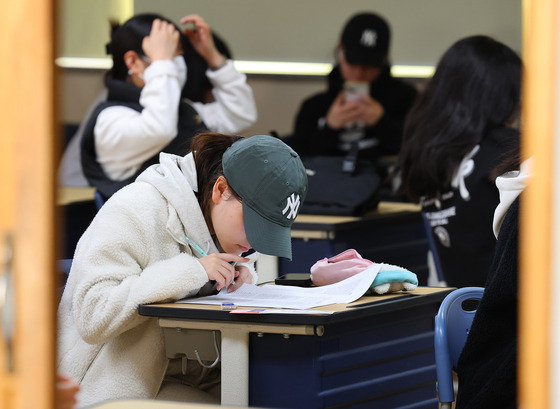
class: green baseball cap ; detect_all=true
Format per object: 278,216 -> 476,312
223,135 -> 308,260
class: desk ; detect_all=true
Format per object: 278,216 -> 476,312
57,186 -> 96,205
140,286 -> 452,409
280,201 -> 429,285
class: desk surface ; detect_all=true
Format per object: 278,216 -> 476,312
56,192 -> 418,214
57,186 -> 96,205
139,286 -> 452,326
295,201 -> 420,223
292,201 -> 421,233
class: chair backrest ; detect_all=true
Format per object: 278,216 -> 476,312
434,286 -> 484,406
57,258 -> 73,301
421,211 -> 445,282
94,189 -> 106,210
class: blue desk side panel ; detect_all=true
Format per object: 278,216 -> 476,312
249,303 -> 438,409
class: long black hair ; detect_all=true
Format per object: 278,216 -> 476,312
105,13 -> 187,82
395,35 -> 522,202
105,13 -> 230,103
182,31 -> 232,102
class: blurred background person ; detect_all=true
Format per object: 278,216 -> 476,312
292,12 -> 417,185
58,13 -> 256,191
394,35 -> 522,287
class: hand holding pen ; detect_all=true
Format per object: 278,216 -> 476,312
185,235 -> 251,292
198,253 -> 250,292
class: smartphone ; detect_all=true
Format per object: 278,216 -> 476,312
344,81 -> 369,102
275,273 -> 314,287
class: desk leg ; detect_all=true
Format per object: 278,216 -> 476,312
220,328 -> 249,406
159,319 -> 316,406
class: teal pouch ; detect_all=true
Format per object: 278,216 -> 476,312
366,266 -> 418,295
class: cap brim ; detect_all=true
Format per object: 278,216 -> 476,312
344,48 -> 385,67
243,202 -> 293,260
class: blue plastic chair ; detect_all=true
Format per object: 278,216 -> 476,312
421,211 -> 445,282
434,287 -> 484,408
94,190 -> 106,210
57,258 -> 73,299
57,259 -> 73,276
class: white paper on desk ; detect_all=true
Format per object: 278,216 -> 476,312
178,264 -> 380,309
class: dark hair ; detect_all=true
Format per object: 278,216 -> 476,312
191,132 -> 244,228
106,13 -> 187,82
106,13 -> 230,102
491,145 -> 521,181
182,32 -> 232,102
395,35 -> 522,202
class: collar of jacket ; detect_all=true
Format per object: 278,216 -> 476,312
106,78 -> 142,104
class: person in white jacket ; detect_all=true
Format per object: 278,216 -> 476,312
58,13 -> 257,189
58,133 -> 308,408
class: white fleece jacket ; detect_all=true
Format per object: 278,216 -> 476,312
57,152 -> 258,408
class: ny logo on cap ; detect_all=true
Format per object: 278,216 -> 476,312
282,193 -> 301,220
360,29 -> 377,48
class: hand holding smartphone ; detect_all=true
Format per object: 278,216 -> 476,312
344,81 -> 369,102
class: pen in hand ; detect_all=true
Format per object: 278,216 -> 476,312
229,261 -> 237,287
185,235 -> 209,258
185,235 -> 246,290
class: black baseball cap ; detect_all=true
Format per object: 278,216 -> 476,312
341,12 -> 390,67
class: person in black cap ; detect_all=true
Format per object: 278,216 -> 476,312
292,12 -> 418,180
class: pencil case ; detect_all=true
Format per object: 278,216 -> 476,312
310,249 -> 418,294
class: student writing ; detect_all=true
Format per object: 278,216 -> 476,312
58,133 -> 308,408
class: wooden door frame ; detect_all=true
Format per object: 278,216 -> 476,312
520,0 -> 557,407
1,1 -> 558,408
0,0 -> 58,408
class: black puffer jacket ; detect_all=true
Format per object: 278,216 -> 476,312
81,79 -> 207,200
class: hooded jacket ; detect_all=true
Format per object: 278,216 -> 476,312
455,158 -> 531,409
421,127 -> 520,287
58,152 -> 258,408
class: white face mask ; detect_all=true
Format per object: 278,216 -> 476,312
128,56 -> 150,81
128,69 -> 144,81
138,56 -> 151,81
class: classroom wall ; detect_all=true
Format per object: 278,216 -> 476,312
60,0 -> 522,63
133,0 -> 522,64
58,0 -> 522,137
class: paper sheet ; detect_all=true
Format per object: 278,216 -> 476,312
178,264 -> 380,309
229,309 -> 335,315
